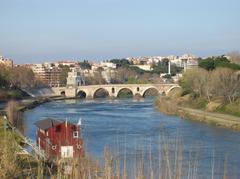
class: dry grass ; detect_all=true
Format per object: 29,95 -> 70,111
0,129 -> 20,178
155,96 -> 178,115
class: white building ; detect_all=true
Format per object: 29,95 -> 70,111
100,62 -> 117,69
179,54 -> 198,71
56,61 -> 78,67
67,70 -> 85,87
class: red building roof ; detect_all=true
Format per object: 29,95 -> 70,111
34,118 -> 62,130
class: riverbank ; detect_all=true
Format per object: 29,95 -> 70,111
178,107 -> 240,130
0,88 -> 30,103
0,116 -> 39,178
155,94 -> 240,130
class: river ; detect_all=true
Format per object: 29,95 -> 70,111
23,98 -> 240,178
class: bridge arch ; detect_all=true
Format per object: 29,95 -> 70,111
93,88 -> 110,98
77,90 -> 87,99
117,88 -> 133,98
166,85 -> 181,95
142,87 -> 159,98
60,91 -> 66,96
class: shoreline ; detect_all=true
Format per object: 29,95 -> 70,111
155,97 -> 240,131
178,107 -> 240,130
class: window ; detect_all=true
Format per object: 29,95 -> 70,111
137,87 -> 140,92
73,131 -> 79,138
61,146 -> 73,158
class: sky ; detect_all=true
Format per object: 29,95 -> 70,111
0,0 -> 240,64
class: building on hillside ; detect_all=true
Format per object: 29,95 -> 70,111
127,57 -> 148,65
31,64 -> 61,87
170,56 -> 182,67
35,118 -> 84,159
48,66 -> 61,87
0,56 -> 13,68
132,64 -> 153,71
100,61 -> 117,69
67,70 -> 85,86
146,56 -> 164,65
180,54 -> 198,71
31,64 -> 48,83
55,61 -> 79,67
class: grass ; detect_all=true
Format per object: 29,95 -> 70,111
155,96 -> 178,115
183,98 -> 208,110
0,116 -> 33,178
215,101 -> 240,117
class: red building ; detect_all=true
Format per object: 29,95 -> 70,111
35,118 -> 84,160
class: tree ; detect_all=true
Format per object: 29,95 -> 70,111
179,68 -> 210,98
85,75 -> 107,85
114,67 -> 138,84
211,68 -> 240,103
151,58 -> 169,74
10,66 -> 35,88
199,57 -> 217,71
128,66 -> 145,75
59,65 -> 71,86
79,60 -> 91,70
0,65 -> 10,88
170,64 -> 183,76
199,55 -> 240,71
110,59 -> 130,68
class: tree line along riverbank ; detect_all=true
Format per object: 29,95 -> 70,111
155,68 -> 240,131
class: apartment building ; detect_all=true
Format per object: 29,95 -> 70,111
31,63 -> 61,87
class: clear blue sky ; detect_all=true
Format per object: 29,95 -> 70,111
1,0 -> 240,64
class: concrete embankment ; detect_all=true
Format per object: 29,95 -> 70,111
178,107 -> 240,130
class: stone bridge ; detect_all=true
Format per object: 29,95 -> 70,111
51,83 -> 180,98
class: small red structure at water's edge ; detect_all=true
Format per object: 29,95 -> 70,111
35,118 -> 84,160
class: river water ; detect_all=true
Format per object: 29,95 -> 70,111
23,99 -> 240,178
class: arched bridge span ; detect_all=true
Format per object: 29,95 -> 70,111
52,84 -> 180,99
